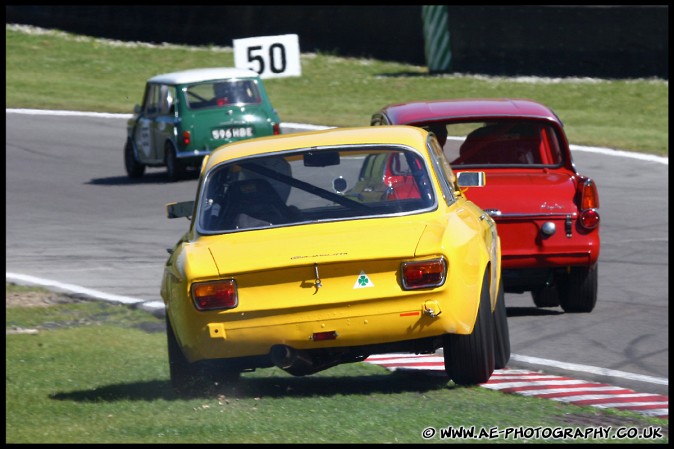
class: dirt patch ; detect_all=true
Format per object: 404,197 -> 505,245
5,287 -> 165,335
6,288 -> 83,335
5,289 -> 80,308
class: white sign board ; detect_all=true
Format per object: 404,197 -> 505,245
233,34 -> 301,79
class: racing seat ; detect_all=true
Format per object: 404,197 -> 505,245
221,178 -> 293,230
456,123 -> 541,165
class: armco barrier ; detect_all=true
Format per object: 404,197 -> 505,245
5,5 -> 667,79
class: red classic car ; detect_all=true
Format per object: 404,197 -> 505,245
371,99 -> 600,313
344,150 -> 423,202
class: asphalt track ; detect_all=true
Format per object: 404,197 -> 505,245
5,109 -> 669,405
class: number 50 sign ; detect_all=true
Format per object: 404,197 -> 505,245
233,34 -> 301,79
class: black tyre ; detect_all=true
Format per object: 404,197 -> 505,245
166,315 -> 241,395
443,270 -> 495,385
124,140 -> 145,178
531,283 -> 560,308
203,358 -> 242,386
165,142 -> 184,181
493,280 -> 511,370
558,264 -> 598,313
166,315 -> 202,393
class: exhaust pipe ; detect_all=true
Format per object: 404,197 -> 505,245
269,344 -> 362,376
270,345 -> 315,375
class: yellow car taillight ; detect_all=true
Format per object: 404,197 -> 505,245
191,279 -> 238,311
401,258 -> 447,290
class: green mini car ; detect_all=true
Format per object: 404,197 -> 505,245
124,67 -> 281,180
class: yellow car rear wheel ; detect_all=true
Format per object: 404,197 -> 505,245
166,315 -> 241,395
493,280 -> 510,369
443,269 -> 496,385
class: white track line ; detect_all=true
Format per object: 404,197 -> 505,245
6,109 -> 669,394
5,108 -> 668,165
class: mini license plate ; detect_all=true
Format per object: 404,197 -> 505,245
211,126 -> 254,140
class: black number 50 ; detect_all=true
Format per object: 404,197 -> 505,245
247,44 -> 287,75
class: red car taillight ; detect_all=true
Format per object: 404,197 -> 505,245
191,280 -> 238,311
580,179 -> 599,210
579,209 -> 600,229
272,123 -> 281,135
401,258 -> 447,290
578,178 -> 600,230
182,130 -> 191,145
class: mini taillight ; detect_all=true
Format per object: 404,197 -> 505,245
272,123 -> 281,135
182,130 -> 191,145
191,280 -> 238,311
401,258 -> 447,290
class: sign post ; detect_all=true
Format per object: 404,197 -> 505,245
233,34 -> 302,79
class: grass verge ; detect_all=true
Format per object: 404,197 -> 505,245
6,284 -> 668,443
5,24 -> 668,156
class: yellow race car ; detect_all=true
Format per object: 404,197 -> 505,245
161,125 -> 509,392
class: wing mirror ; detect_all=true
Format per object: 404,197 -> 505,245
457,171 -> 486,187
166,201 -> 194,220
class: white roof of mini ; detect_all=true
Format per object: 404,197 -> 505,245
148,67 -> 260,85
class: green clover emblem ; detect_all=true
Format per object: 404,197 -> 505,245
357,275 -> 369,286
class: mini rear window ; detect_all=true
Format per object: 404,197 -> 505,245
185,80 -> 262,110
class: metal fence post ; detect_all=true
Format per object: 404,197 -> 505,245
422,5 -> 451,73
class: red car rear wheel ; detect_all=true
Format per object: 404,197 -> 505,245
558,264 -> 598,313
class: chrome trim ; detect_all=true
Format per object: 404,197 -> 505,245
491,212 -> 578,219
196,207 -> 438,236
313,263 -> 322,290
176,149 -> 211,158
565,215 -> 573,237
